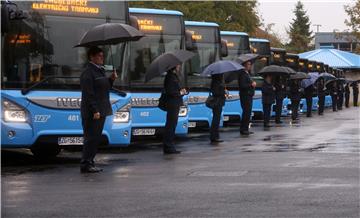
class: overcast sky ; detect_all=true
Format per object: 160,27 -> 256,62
257,0 -> 355,43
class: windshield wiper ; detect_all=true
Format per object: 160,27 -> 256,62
21,76 -> 79,95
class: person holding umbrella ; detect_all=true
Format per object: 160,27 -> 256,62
351,81 -> 359,107
304,84 -> 314,117
317,78 -> 326,115
76,22 -> 144,173
345,82 -> 350,108
329,81 -> 338,112
289,79 -> 302,122
202,60 -> 243,143
337,80 -> 344,110
273,76 -> 286,124
261,74 -> 275,128
144,50 -> 194,154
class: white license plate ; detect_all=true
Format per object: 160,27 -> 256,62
132,128 -> 156,136
58,137 -> 84,145
223,116 -> 230,121
188,122 -> 196,128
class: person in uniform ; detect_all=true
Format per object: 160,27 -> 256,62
261,74 -> 275,128
273,76 -> 286,124
345,82 -> 350,108
289,79 -> 302,122
317,78 -> 326,115
163,65 -> 187,154
329,81 -> 338,112
337,80 -> 344,110
238,61 -> 256,136
304,84 -> 314,117
209,74 -> 226,143
351,82 -> 359,107
80,46 -> 117,173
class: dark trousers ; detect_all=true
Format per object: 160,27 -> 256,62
318,95 -> 325,114
354,93 -> 359,106
305,95 -> 312,116
345,93 -> 350,108
331,95 -> 337,111
163,103 -> 180,150
274,97 -> 283,122
210,106 -> 222,140
337,93 -> 343,110
291,99 -> 300,121
263,103 -> 272,126
81,116 -> 106,167
240,94 -> 253,132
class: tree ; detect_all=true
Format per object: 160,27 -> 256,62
344,0 -> 360,53
286,1 -> 313,53
129,1 -> 260,34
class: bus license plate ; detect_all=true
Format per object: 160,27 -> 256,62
188,122 -> 196,128
58,137 -> 84,145
132,128 -> 156,136
223,116 -> 230,121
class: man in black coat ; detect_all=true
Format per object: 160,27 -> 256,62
80,47 -> 117,173
209,74 -> 226,143
163,65 -> 187,154
261,75 -> 275,128
304,85 -> 314,117
329,82 -> 338,112
238,61 -> 256,136
351,82 -> 359,107
289,80 -> 302,122
337,81 -> 344,110
273,76 -> 286,124
345,83 -> 350,108
317,78 -> 326,115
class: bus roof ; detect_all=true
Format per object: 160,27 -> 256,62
249,38 -> 269,43
185,21 -> 219,27
220,31 -> 248,36
129,7 -> 183,16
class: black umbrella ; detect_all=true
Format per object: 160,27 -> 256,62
258,65 -> 295,76
75,23 -> 144,47
290,72 -> 310,80
283,67 -> 297,75
145,50 -> 195,82
235,53 -> 259,65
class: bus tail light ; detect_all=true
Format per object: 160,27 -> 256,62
113,103 -> 131,123
2,99 -> 27,123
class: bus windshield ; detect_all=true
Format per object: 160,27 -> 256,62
1,1 -> 128,90
124,13 -> 184,90
270,49 -> 286,66
250,41 -> 270,76
185,25 -> 220,89
221,35 -> 250,60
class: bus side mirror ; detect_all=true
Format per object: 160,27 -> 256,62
129,15 -> 140,30
185,30 -> 196,51
221,39 -> 228,57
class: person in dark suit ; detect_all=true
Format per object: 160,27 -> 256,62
163,65 -> 187,154
345,83 -> 350,108
351,82 -> 359,106
289,79 -> 302,122
329,81 -> 338,112
317,78 -> 326,115
273,76 -> 286,124
304,84 -> 314,117
238,61 -> 256,136
261,74 -> 275,128
337,81 -> 344,110
80,46 -> 117,173
209,74 -> 226,143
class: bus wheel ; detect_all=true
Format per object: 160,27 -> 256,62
30,145 -> 61,159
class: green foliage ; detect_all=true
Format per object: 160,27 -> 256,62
286,1 -> 313,53
344,0 -> 360,54
129,1 -> 260,33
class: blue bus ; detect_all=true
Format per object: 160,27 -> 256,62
270,47 -> 290,116
184,21 -> 227,129
220,31 -> 250,123
1,1 -> 132,157
127,8 -> 189,138
249,38 -> 270,119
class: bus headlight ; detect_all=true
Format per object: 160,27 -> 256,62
2,99 -> 27,123
178,106 -> 188,117
113,103 -> 131,123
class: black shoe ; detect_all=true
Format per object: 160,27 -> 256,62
163,149 -> 181,155
318,113 -> 324,116
275,121 -> 283,124
80,166 -> 103,173
240,131 -> 251,136
210,139 -> 224,143
263,124 -> 272,128
306,114 -> 312,117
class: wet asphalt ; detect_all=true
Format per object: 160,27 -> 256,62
2,107 -> 360,218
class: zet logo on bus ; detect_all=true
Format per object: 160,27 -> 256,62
32,0 -> 100,14
137,19 -> 163,31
